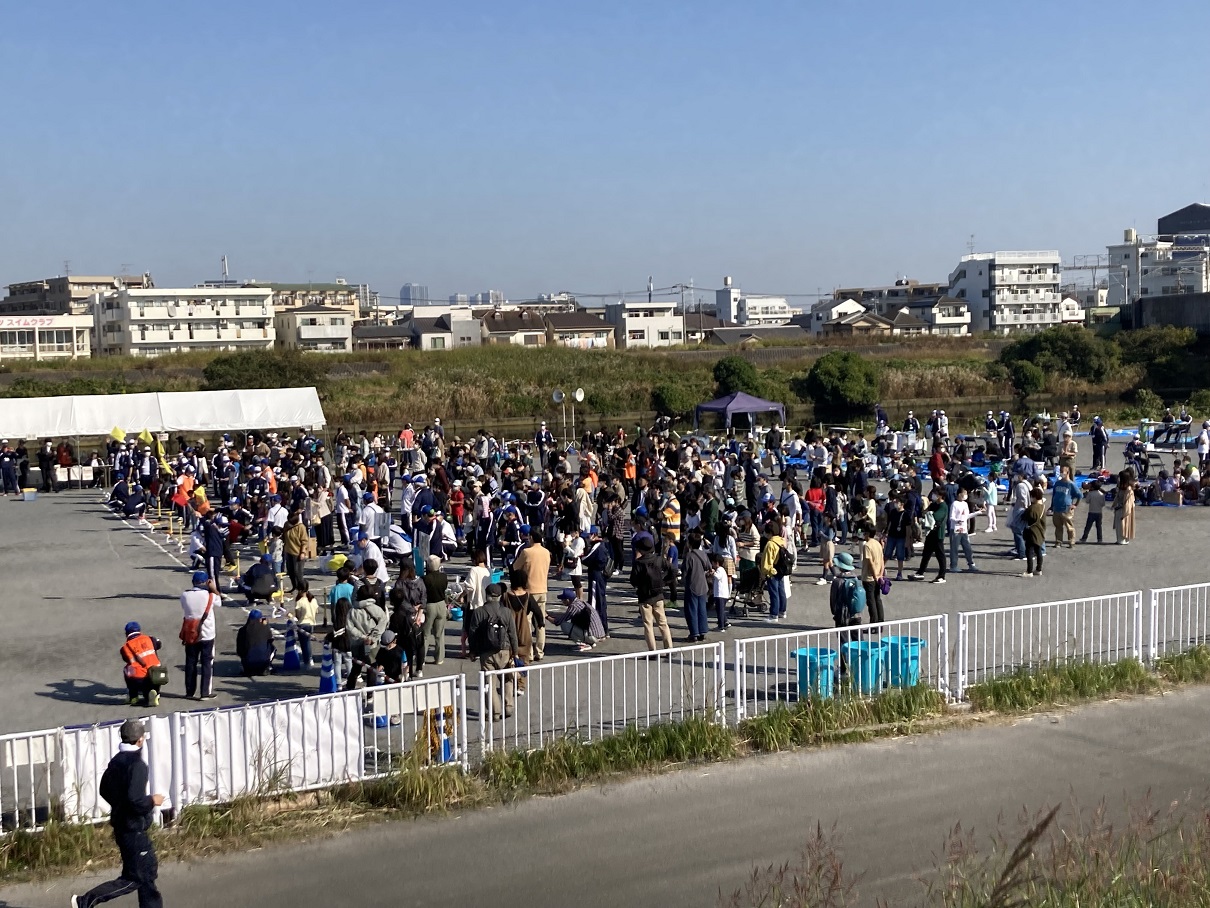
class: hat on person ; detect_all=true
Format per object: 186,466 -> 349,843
191,570 -> 209,587
413,475 -> 427,485
379,630 -> 397,646
518,523 -> 531,536
362,492 -> 374,503
269,493 -> 281,502
124,621 -> 141,636
833,552 -> 855,572
485,583 -> 504,599
119,718 -> 146,745
249,608 -> 263,620
589,524 -> 601,536
558,588 -> 577,600
426,554 -> 442,571
260,553 -> 273,564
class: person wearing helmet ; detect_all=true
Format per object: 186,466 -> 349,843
119,622 -> 164,708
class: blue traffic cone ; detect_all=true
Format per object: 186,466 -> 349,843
318,640 -> 338,693
281,619 -> 301,672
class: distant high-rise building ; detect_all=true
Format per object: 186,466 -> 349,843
469,289 -> 505,308
449,293 -> 469,306
399,283 -> 431,307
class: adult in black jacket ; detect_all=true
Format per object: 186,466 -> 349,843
72,718 -> 164,908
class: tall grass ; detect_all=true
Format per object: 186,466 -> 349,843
739,685 -> 948,752
964,658 -> 1157,713
1156,645 -> 1210,684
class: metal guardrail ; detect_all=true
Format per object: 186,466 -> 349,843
1149,583 -> 1210,662
955,592 -> 1143,700
734,615 -> 950,721
478,642 -> 726,754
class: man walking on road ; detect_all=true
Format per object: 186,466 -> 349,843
71,719 -> 164,908
180,571 -> 218,700
511,526 -> 551,660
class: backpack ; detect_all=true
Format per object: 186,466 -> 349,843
832,576 -> 866,623
774,543 -> 794,578
643,555 -> 668,594
476,608 -> 509,653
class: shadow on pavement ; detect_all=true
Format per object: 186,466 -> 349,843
37,678 -> 128,707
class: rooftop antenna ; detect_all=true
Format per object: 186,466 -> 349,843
63,259 -> 70,277
967,234 -> 976,255
222,255 -> 229,281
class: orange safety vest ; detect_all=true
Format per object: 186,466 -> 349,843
121,634 -> 161,680
264,468 -> 277,495
171,475 -> 195,507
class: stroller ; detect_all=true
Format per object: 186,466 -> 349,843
728,565 -> 765,618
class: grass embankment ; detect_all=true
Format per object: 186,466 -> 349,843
5,650 -> 1210,883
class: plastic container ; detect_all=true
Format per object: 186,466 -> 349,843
842,640 -> 887,695
883,636 -> 927,687
794,647 -> 837,700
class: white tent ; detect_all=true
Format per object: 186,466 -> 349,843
0,388 -> 326,440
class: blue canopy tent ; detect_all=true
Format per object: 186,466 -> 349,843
694,391 -> 786,431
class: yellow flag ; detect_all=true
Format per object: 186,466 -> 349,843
138,428 -> 154,446
109,426 -> 126,442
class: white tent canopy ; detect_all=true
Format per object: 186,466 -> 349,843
0,388 -> 326,440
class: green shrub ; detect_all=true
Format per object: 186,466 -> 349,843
1132,387 -> 1165,416
713,355 -> 763,396
1008,360 -> 1045,400
1000,325 -> 1118,383
202,349 -> 328,392
652,382 -> 699,418
1115,325 -> 1197,364
796,351 -> 880,417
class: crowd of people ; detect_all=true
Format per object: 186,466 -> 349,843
90,404 -> 1210,709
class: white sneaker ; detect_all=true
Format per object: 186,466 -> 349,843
983,528 -> 995,533
1022,571 -> 1034,578
814,578 -> 828,586
71,897 -> 79,908
931,577 -> 946,584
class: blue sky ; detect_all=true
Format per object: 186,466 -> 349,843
2,0 -> 1207,305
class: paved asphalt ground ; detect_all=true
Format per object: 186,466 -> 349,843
5,684 -> 1210,907
3,440 -> 1210,734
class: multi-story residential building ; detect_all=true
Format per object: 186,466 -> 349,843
95,287 -> 274,357
832,279 -> 949,316
1,274 -> 150,315
243,280 -> 366,317
1107,227 -> 1210,308
470,290 -> 506,308
0,313 -> 93,361
603,298 -> 684,348
273,304 -> 351,353
399,283 -> 430,307
947,250 -> 1062,333
714,277 -> 792,326
449,293 -> 470,307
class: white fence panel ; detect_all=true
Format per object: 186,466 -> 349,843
1149,583 -> 1210,662
956,591 -> 1143,700
479,642 -> 725,753
362,676 -> 469,776
0,728 -> 59,833
60,717 -> 173,822
734,615 -> 950,721
175,689 -> 365,806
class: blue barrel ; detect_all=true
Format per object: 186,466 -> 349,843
883,636 -> 927,687
794,647 -> 838,700
842,640 -> 888,695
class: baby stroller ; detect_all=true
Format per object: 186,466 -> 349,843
728,565 -> 765,618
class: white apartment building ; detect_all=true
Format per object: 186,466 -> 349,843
604,299 -> 684,348
274,304 -> 351,353
0,313 -> 93,361
1106,228 -> 1210,307
947,251 -> 1062,333
95,287 -> 275,357
714,278 -> 792,326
